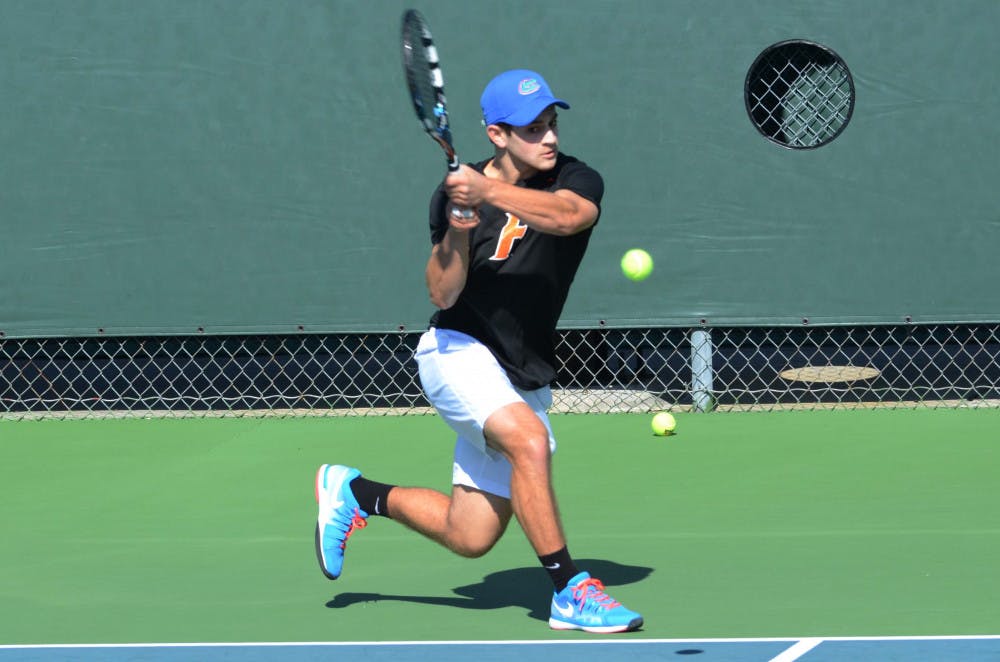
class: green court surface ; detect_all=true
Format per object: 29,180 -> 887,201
2,408 -> 998,645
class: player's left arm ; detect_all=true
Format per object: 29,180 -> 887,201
446,166 -> 598,236
488,182 -> 598,236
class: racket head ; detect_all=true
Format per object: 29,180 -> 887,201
400,9 -> 459,171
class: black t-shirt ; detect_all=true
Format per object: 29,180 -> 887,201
428,153 -> 604,390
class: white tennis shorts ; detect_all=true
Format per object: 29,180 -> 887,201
415,327 -> 556,499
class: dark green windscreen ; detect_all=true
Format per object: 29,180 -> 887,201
2,0 -> 998,337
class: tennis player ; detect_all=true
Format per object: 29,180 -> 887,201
316,69 -> 643,633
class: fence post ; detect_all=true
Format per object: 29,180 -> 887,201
690,328 -> 715,412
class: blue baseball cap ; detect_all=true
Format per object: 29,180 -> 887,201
480,69 -> 569,127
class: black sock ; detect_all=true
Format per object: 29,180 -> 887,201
349,477 -> 395,518
538,546 -> 580,592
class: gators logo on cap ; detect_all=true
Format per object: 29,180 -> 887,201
518,78 -> 540,95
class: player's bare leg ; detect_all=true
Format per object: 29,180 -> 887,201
481,402 -> 566,555
388,402 -> 561,557
387,484 -> 512,558
484,401 -> 643,633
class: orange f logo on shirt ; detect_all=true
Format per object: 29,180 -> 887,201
489,214 -> 528,261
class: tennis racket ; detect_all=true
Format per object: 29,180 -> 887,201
400,9 -> 473,217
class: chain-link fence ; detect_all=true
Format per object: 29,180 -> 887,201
2,323 -> 999,420
744,39 -> 855,149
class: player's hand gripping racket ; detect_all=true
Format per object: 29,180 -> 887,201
400,9 -> 473,219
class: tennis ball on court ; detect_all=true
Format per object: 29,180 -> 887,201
621,249 -> 653,281
651,411 -> 676,436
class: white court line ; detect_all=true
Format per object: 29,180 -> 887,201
2,635 -> 1000,649
3,640 -> 787,649
768,638 -> 823,662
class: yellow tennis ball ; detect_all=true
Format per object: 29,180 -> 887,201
651,412 -> 676,436
621,249 -> 653,282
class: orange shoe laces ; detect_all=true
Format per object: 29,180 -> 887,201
571,577 -> 621,610
340,509 -> 368,549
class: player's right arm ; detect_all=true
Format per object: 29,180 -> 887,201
425,205 -> 479,310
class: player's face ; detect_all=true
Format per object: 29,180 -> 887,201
507,106 -> 560,175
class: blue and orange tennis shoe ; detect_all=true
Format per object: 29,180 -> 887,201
548,572 -> 643,633
315,464 -> 368,580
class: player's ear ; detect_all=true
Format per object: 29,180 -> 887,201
486,123 -> 508,149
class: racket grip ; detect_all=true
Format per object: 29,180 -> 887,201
445,154 -> 470,217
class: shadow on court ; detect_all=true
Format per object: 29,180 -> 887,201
325,559 -> 653,622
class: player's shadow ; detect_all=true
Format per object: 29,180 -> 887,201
325,558 -> 653,622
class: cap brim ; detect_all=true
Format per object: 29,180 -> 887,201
501,97 -> 570,127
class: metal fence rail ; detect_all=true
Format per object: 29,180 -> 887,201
2,323 -> 998,420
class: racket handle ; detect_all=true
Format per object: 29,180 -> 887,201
445,153 -> 471,217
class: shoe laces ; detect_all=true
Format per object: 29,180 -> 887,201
340,508 -> 368,550
571,577 -> 621,611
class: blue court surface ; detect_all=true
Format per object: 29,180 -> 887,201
3,637 -> 1000,661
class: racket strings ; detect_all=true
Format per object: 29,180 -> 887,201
408,66 -> 447,131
